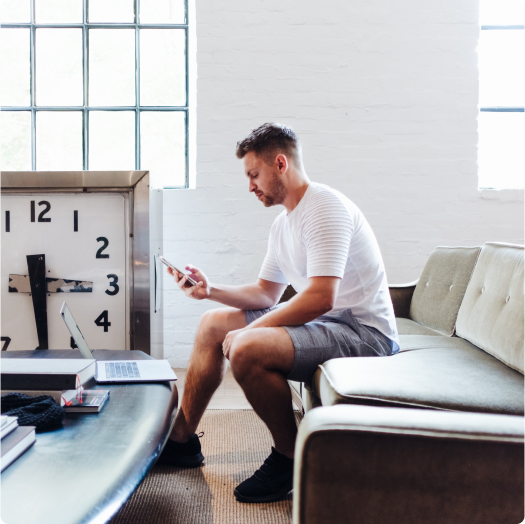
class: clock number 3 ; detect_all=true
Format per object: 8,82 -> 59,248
105,274 -> 119,296
30,201 -> 51,222
94,310 -> 111,332
96,237 -> 110,258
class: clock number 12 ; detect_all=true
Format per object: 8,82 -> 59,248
94,310 -> 111,332
31,201 -> 51,223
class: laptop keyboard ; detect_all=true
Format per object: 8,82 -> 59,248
105,362 -> 141,379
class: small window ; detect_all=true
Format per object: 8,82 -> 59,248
478,0 -> 524,189
0,0 -> 189,188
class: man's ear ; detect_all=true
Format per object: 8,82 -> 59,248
275,154 -> 288,174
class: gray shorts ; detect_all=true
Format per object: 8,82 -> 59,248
244,307 -> 395,383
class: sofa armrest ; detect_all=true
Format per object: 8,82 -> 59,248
389,280 -> 418,319
293,405 -> 524,524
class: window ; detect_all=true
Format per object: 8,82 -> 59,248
0,0 -> 189,188
478,0 -> 524,189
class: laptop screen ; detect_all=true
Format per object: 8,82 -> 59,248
60,302 -> 95,360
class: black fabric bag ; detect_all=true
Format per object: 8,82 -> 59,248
1,393 -> 65,432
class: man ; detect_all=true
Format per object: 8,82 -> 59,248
158,123 -> 399,503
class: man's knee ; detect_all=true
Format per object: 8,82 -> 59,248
229,332 -> 259,380
197,307 -> 245,343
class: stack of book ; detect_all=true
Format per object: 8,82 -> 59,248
1,359 -> 109,413
1,415 -> 36,472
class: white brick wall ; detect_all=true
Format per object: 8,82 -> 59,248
162,0 -> 524,367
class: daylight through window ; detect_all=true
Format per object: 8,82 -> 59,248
0,0 -> 189,188
478,0 -> 525,189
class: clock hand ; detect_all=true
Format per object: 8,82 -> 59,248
26,254 -> 49,350
9,275 -> 93,293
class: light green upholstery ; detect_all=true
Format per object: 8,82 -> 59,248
311,335 -> 524,415
409,246 -> 481,336
294,405 -> 524,524
456,242 -> 524,375
396,317 -> 443,336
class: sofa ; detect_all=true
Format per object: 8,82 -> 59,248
290,242 -> 524,524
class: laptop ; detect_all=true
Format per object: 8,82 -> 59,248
60,302 -> 176,384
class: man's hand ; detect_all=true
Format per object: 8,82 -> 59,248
168,265 -> 210,300
222,327 -> 246,360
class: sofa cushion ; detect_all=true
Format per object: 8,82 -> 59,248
409,246 -> 481,336
456,242 -> 524,375
312,335 -> 524,415
396,318 -> 443,336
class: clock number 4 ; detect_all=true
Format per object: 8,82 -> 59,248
94,310 -> 111,332
31,201 -> 51,223
96,237 -> 110,258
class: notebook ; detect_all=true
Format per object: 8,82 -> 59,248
60,302 -> 177,384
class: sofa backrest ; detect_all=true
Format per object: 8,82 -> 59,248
409,246 -> 481,336
456,242 -> 524,375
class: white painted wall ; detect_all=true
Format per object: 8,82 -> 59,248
162,0 -> 524,367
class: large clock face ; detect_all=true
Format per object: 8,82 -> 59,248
1,193 -> 127,352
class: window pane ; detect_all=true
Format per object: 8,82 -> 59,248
140,111 -> 186,187
479,30 -> 525,107
36,29 -> 83,106
0,0 -> 30,23
89,29 -> 135,107
140,0 -> 185,24
0,29 -> 30,106
89,0 -> 134,23
480,0 -> 524,25
36,111 -> 83,170
479,111 -> 525,189
89,111 -> 135,170
0,111 -> 31,170
35,0 -> 82,23
140,29 -> 186,106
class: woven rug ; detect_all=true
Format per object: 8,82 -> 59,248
110,409 -> 303,524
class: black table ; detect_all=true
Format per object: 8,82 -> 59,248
1,350 -> 178,524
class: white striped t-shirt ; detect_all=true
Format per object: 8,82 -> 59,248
259,182 -> 399,347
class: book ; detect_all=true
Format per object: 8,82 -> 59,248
1,388 -> 83,407
1,359 -> 95,391
1,425 -> 36,472
63,389 -> 110,413
1,416 -> 18,439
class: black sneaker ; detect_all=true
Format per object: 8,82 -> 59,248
157,432 -> 204,467
234,447 -> 294,503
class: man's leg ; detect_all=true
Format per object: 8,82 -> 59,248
228,327 -> 296,457
227,327 -> 297,502
169,307 -> 247,443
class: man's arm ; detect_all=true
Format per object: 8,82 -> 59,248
208,279 -> 287,310
246,276 -> 340,328
168,266 -> 286,310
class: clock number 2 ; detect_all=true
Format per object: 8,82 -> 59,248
94,310 -> 111,332
105,274 -> 119,296
30,201 -> 51,223
96,237 -> 110,258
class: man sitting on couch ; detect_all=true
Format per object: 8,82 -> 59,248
159,122 -> 399,503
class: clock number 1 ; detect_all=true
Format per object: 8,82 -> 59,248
96,237 -> 110,258
31,201 -> 51,222
94,310 -> 111,332
105,274 -> 119,296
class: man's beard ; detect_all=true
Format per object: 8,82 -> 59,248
261,171 -> 287,207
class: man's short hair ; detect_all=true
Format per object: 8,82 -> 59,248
235,123 -> 302,167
